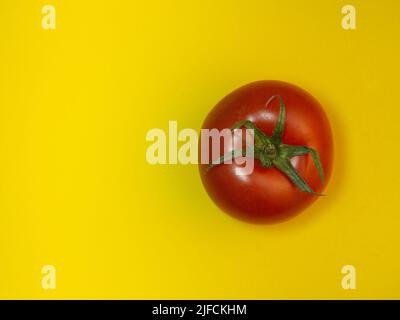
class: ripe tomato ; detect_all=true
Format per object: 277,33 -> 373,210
199,81 -> 333,223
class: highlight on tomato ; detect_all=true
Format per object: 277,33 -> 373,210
199,80 -> 333,224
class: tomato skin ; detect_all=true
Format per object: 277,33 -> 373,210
199,81 -> 333,223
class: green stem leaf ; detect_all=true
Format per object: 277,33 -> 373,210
279,144 -> 325,183
230,120 -> 271,147
266,95 -> 286,145
273,158 -> 323,195
207,146 -> 255,172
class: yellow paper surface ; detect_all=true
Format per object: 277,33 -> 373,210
0,0 -> 399,299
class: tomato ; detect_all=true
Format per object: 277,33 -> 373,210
199,80 -> 333,223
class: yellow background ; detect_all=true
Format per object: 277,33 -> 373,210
0,0 -> 399,299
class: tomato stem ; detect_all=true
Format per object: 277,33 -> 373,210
207,95 -> 325,195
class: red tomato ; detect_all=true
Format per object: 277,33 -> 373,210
199,81 -> 333,223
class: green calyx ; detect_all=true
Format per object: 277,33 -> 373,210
207,95 -> 325,195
